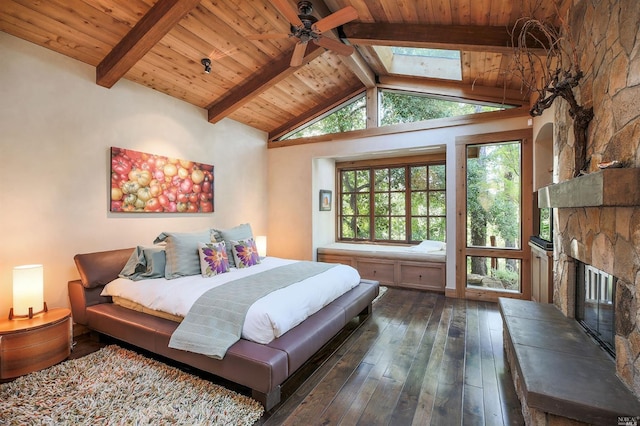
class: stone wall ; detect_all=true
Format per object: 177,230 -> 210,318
553,0 -> 640,393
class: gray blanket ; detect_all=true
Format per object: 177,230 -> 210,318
168,261 -> 336,359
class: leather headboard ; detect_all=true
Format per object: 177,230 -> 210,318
73,248 -> 134,288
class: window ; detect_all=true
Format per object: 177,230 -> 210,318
373,46 -> 462,80
379,89 -> 506,127
455,129 -> 533,300
281,94 -> 366,140
337,159 -> 446,244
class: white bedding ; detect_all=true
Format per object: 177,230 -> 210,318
101,257 -> 361,344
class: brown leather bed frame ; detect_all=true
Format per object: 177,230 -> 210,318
67,248 -> 379,410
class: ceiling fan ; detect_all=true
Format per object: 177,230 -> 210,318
249,0 -> 358,67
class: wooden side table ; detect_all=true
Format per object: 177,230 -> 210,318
0,308 -> 72,380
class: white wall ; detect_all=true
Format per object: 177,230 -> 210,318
268,116 -> 532,291
0,33 -> 268,316
312,158 -> 337,254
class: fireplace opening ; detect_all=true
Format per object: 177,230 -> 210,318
575,262 -> 616,358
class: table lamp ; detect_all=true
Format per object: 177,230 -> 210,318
255,235 -> 267,258
9,264 -> 48,320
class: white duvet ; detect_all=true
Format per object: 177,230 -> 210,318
101,257 -> 361,344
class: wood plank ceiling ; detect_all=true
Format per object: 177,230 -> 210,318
0,0 -> 567,140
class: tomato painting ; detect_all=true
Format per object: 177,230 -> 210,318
109,147 -> 214,213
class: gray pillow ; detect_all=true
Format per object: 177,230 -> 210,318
154,230 -> 214,279
212,223 -> 253,268
119,246 -> 166,281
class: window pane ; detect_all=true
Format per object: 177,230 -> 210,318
342,170 -> 355,192
466,256 -> 521,293
411,217 -> 428,240
429,165 -> 446,190
282,95 -> 366,140
356,170 -> 370,191
374,193 -> 389,215
375,217 -> 390,240
390,192 -> 405,215
411,192 -> 427,215
379,90 -> 506,127
411,166 -> 427,190
389,168 -> 405,190
429,217 -> 446,241
428,192 -> 446,215
356,217 -> 370,239
466,142 -> 521,249
390,217 -> 406,239
341,217 -> 355,238
356,194 -> 370,215
374,168 -> 389,191
341,194 -> 355,215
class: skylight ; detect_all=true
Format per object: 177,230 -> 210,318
373,46 -> 462,81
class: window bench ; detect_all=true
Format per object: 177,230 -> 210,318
317,243 -> 445,292
498,298 -> 640,425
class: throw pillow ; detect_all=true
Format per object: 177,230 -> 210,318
198,241 -> 230,277
119,246 -> 166,281
231,238 -> 261,268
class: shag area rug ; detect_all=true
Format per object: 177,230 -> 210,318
0,345 -> 263,425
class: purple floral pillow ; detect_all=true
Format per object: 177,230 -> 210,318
198,241 -> 230,277
231,238 -> 261,268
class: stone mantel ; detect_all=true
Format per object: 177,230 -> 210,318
538,168 -> 640,208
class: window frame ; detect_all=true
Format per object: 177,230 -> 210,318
336,154 -> 446,245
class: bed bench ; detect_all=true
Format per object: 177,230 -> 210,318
68,248 -> 379,410
498,298 -> 640,425
317,242 -> 445,292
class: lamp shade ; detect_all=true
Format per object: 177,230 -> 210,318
255,235 -> 267,257
13,264 -> 44,317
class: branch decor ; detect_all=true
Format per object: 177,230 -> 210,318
510,15 -> 594,176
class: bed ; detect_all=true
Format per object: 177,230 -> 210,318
317,240 -> 446,292
67,226 -> 379,410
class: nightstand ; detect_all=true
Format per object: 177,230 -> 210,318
0,308 -> 72,380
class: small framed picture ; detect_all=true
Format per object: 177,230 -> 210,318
319,190 -> 332,211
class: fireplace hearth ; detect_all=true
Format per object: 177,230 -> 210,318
575,261 -> 616,357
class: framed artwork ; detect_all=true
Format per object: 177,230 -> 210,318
319,190 -> 332,211
110,147 -> 214,213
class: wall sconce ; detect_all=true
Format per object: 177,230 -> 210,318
255,235 -> 267,258
201,58 -> 212,74
9,264 -> 47,320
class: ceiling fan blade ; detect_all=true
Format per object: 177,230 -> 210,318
246,33 -> 291,40
270,0 -> 303,27
313,6 -> 358,33
313,36 -> 355,56
290,41 -> 308,67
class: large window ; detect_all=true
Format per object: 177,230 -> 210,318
337,159 -> 446,244
455,129 -> 533,301
379,90 -> 505,127
281,94 -> 366,140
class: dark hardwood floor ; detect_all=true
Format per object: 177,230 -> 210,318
72,288 -> 524,425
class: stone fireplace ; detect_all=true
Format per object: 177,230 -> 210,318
539,168 -> 640,394
537,0 -> 640,396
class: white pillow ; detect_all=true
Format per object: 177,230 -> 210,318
411,240 -> 446,252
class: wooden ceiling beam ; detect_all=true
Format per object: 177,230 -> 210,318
309,0 -> 376,88
377,75 -> 528,106
342,22 -> 550,53
207,43 -> 324,124
96,0 -> 201,88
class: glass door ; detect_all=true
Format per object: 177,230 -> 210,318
456,130 -> 533,300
